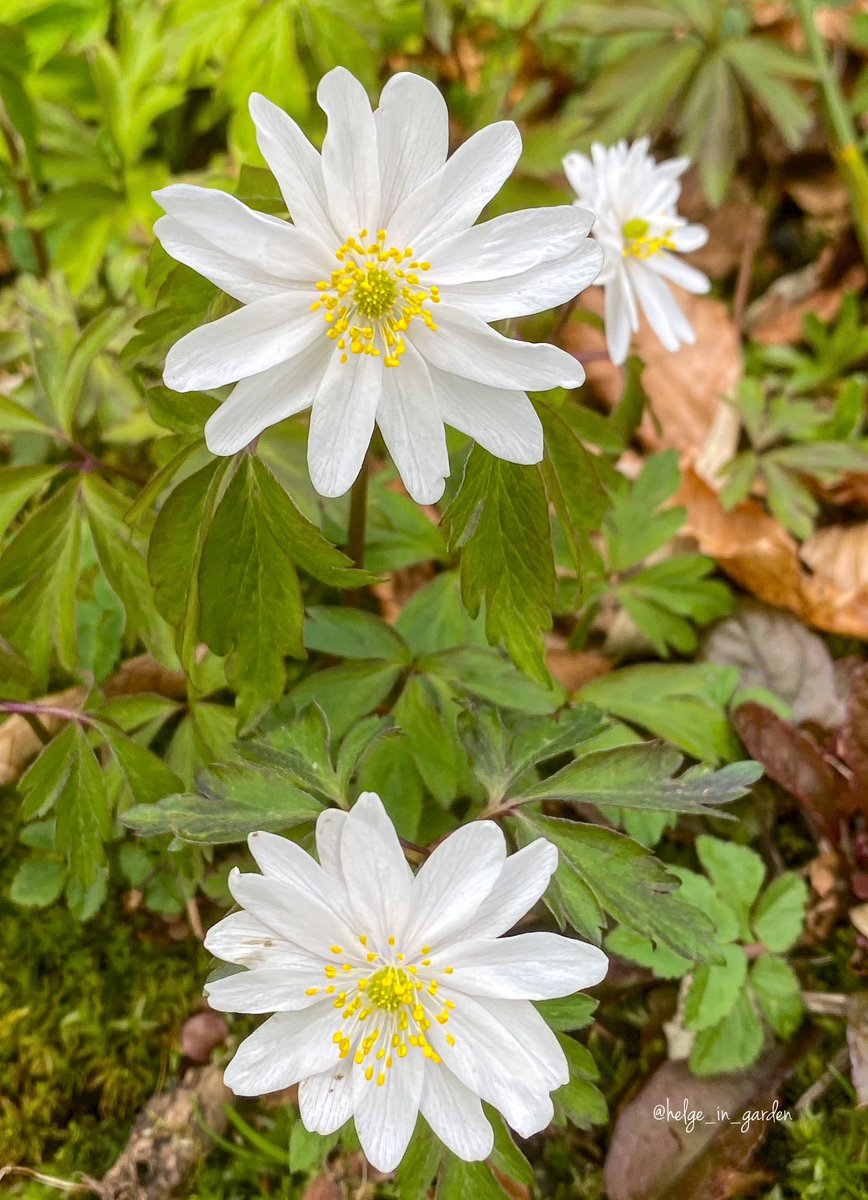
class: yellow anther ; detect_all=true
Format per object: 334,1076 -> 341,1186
305,987 -> 319,996
330,945 -> 343,954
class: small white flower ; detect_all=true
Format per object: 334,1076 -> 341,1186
154,68 -> 602,504
204,792 -> 608,1173
563,138 -> 710,366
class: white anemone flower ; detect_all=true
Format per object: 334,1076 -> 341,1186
204,792 -> 608,1173
154,68 -> 602,504
562,138 -> 710,366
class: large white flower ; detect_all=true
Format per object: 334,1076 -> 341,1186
562,138 -> 710,366
204,792 -> 608,1173
154,68 -> 602,504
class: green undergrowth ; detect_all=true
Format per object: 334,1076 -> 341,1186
0,798 -> 208,1185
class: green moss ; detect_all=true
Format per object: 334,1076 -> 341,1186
0,812 -> 208,1184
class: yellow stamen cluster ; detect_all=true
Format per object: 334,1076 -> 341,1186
311,229 -> 440,368
621,217 -> 675,260
306,936 -> 455,1086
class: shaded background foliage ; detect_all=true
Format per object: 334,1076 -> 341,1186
1,1 -> 868,1198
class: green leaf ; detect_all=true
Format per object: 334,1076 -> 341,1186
102,728 -> 183,806
0,479 -> 81,685
197,457 -> 303,726
684,943 -> 748,1032
514,743 -> 757,816
522,814 -> 718,961
0,465 -> 56,538
304,606 -> 410,662
436,1157 -> 507,1200
122,762 -> 324,844
750,954 -> 803,1038
696,835 -> 765,941
444,446 -> 556,683
751,872 -> 808,953
9,856 -> 67,907
82,475 -> 176,665
424,646 -> 561,713
19,724 -> 110,889
689,988 -> 764,1075
579,663 -> 742,762
287,662 -> 403,739
553,1034 -> 607,1129
535,993 -> 598,1032
393,1122 -> 442,1200
394,674 -> 462,805
488,1111 -> 534,1187
604,451 -> 684,571
606,927 -> 691,979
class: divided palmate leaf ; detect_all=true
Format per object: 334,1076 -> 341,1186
443,446 -> 556,685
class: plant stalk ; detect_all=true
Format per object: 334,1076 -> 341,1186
795,0 -> 868,264
344,456 -> 369,607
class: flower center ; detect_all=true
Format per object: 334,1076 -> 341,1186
311,229 -> 440,368
367,965 -> 413,1012
621,217 -> 675,260
308,936 -> 456,1087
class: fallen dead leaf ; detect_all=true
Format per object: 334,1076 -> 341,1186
603,1049 -> 802,1200
745,255 -> 866,346
546,639 -> 613,694
801,524 -> 868,592
180,1011 -> 229,1063
300,1174 -> 344,1200
701,599 -> 844,727
846,992 -> 868,1105
677,467 -> 868,638
567,287 -> 742,458
786,166 -> 850,218
840,664 -> 868,792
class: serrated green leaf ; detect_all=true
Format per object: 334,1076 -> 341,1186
750,953 -> 803,1038
444,446 -> 555,684
689,988 -> 764,1075
523,814 -> 719,961
9,856 -> 67,907
304,606 -> 410,662
696,835 -> 765,941
684,943 -> 748,1032
751,872 -> 808,953
535,993 -> 598,1032
122,762 -> 323,843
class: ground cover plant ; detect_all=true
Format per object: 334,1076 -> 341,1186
2,1 -> 868,1197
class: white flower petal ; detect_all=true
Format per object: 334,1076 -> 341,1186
388,122 -> 522,256
204,909 -> 291,967
298,1067 -> 355,1135
419,1064 -> 494,1162
154,216 -> 288,305
352,1047 -> 425,1173
163,293 -> 321,392
340,792 -> 413,949
404,821 -> 506,954
228,869 -> 357,959
318,67 -> 380,237
316,807 -> 348,881
205,963 -> 325,1013
376,342 -> 448,504
481,996 -> 570,1089
307,351 -> 382,498
430,368 -> 542,464
630,262 -> 695,350
375,72 -> 449,224
410,303 -> 583,390
438,241 -> 603,321
650,250 -> 710,295
451,838 -> 558,940
672,223 -> 708,253
249,92 -> 337,246
224,1005 -> 341,1096
203,340 -> 327,455
431,206 -> 595,285
429,932 -> 608,1000
427,992 -> 557,1137
153,184 -> 330,287
604,268 -> 637,366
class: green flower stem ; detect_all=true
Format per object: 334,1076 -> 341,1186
795,0 -> 868,263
